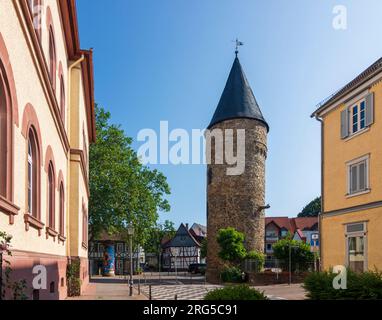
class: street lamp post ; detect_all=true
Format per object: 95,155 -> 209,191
127,225 -> 134,296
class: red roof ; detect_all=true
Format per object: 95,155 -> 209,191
293,217 -> 318,231
265,217 -> 318,234
265,217 -> 294,232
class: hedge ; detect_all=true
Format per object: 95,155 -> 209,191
204,285 -> 268,300
304,270 -> 382,300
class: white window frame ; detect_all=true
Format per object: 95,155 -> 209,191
349,98 -> 367,136
345,222 -> 368,272
346,155 -> 370,197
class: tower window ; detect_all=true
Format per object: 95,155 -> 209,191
208,168 -> 212,185
50,281 -> 55,293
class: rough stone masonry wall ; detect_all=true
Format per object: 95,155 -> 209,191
206,118 -> 267,284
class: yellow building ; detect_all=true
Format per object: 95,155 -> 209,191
0,0 -> 95,299
312,58 -> 382,272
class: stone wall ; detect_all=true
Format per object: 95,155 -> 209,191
206,118 -> 267,284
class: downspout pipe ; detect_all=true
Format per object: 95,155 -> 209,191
66,54 -> 85,259
314,114 -> 324,272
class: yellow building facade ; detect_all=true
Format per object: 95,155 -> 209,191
0,0 -> 95,299
313,58 -> 382,272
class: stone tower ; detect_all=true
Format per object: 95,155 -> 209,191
206,54 -> 269,283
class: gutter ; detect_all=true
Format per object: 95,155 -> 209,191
314,115 -> 324,271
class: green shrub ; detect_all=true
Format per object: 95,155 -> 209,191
220,266 -> 244,283
304,269 -> 382,300
245,250 -> 265,272
67,259 -> 82,297
217,228 -> 247,263
204,285 -> 268,300
273,239 -> 314,272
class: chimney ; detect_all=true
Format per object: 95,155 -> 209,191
186,223 -> 189,230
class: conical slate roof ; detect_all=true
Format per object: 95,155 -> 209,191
208,57 -> 269,131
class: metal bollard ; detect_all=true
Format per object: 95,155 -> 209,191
149,285 -> 152,300
138,278 -> 141,295
174,294 -> 178,301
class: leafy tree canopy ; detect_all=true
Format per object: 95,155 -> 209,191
298,197 -> 321,217
89,105 -> 171,246
217,228 -> 247,263
143,220 -> 177,254
272,238 -> 315,272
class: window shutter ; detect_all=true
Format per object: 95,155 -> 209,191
341,109 -> 349,139
359,162 -> 366,191
350,165 -> 358,194
365,92 -> 374,127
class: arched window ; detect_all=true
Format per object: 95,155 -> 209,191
28,0 -> 42,40
83,129 -> 88,170
27,129 -> 39,218
47,162 -> 55,229
28,0 -> 33,11
60,75 -> 65,122
48,28 -> 56,90
82,204 -> 88,248
59,183 -> 64,236
0,65 -> 8,198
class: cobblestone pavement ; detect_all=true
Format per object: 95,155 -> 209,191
140,284 -> 222,301
135,273 -> 306,301
68,274 -> 306,300
139,284 -> 304,300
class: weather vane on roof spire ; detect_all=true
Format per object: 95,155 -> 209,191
234,38 -> 244,57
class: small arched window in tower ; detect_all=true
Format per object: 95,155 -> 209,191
207,168 -> 213,185
49,281 -> 55,293
0,65 -> 8,198
28,129 -> 39,218
48,27 -> 56,90
59,75 -> 65,123
59,183 -> 64,236
47,162 -> 55,229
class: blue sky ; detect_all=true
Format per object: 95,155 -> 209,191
76,0 -> 382,227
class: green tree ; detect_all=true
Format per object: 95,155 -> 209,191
246,250 -> 265,272
143,220 -> 176,255
1,232 -> 28,300
272,238 -> 315,272
216,228 -> 247,264
89,105 -> 171,246
298,197 -> 321,217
